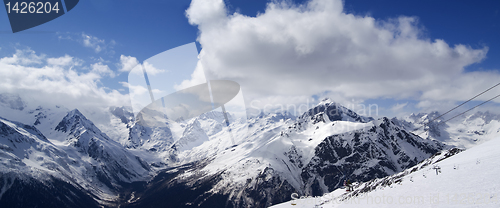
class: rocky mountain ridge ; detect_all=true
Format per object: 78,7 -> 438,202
0,94 -> 498,207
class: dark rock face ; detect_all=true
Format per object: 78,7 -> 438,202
0,173 -> 100,208
0,101 -> 448,208
301,118 -> 444,196
119,117 -> 444,208
120,164 -> 296,208
115,103 -> 444,208
110,106 -> 135,125
54,110 -> 150,189
231,168 -> 296,208
120,163 -> 232,208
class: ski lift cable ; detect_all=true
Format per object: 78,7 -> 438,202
413,81 -> 500,132
417,93 -> 500,137
441,93 -> 500,124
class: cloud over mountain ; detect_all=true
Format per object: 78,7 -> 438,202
0,49 -> 129,110
185,0 -> 499,112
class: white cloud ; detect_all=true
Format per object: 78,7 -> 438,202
174,60 -> 207,91
120,82 -> 147,97
391,102 -> 408,112
0,49 -> 44,65
91,62 -> 115,78
119,56 -> 165,76
186,0 -> 227,27
82,33 -> 106,53
142,61 -> 166,76
118,55 -> 139,72
185,0 -> 499,114
0,49 -> 129,110
47,54 -> 80,66
58,32 -> 115,54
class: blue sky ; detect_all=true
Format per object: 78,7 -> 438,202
0,0 -> 499,118
1,0 -> 498,68
344,0 -> 500,71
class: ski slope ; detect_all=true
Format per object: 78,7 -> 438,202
272,136 -> 500,208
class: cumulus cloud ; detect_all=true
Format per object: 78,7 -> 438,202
118,55 -> 139,72
142,61 -> 166,76
0,49 -> 129,110
174,60 -> 207,91
0,49 -> 45,65
91,62 -> 115,78
186,0 -> 227,27
185,0 -> 500,114
119,56 -> 165,76
47,54 -> 81,66
120,82 -> 147,98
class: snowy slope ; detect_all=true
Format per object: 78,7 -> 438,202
0,108 -> 152,203
1,93 -> 495,208
197,110 -> 236,137
0,116 -> 102,207
171,119 -> 210,152
54,109 -> 151,183
272,136 -> 500,208
125,101 -> 444,208
399,111 -> 500,148
0,116 -> 65,175
300,117 -> 444,196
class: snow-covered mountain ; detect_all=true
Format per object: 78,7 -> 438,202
119,100 -> 445,208
54,109 -> 151,185
300,117 -> 445,196
398,111 -> 500,148
271,136 -> 500,208
299,99 -> 373,124
0,116 -> 100,207
0,93 -> 497,208
0,96 -> 152,206
171,119 -> 210,152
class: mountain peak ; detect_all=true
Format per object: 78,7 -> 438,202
300,99 -> 372,123
409,111 -> 441,122
67,108 -> 84,117
171,119 -> 209,152
466,111 -> 500,124
318,98 -> 334,105
109,106 -> 134,125
55,109 -> 85,133
0,116 -> 49,144
54,109 -> 105,140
